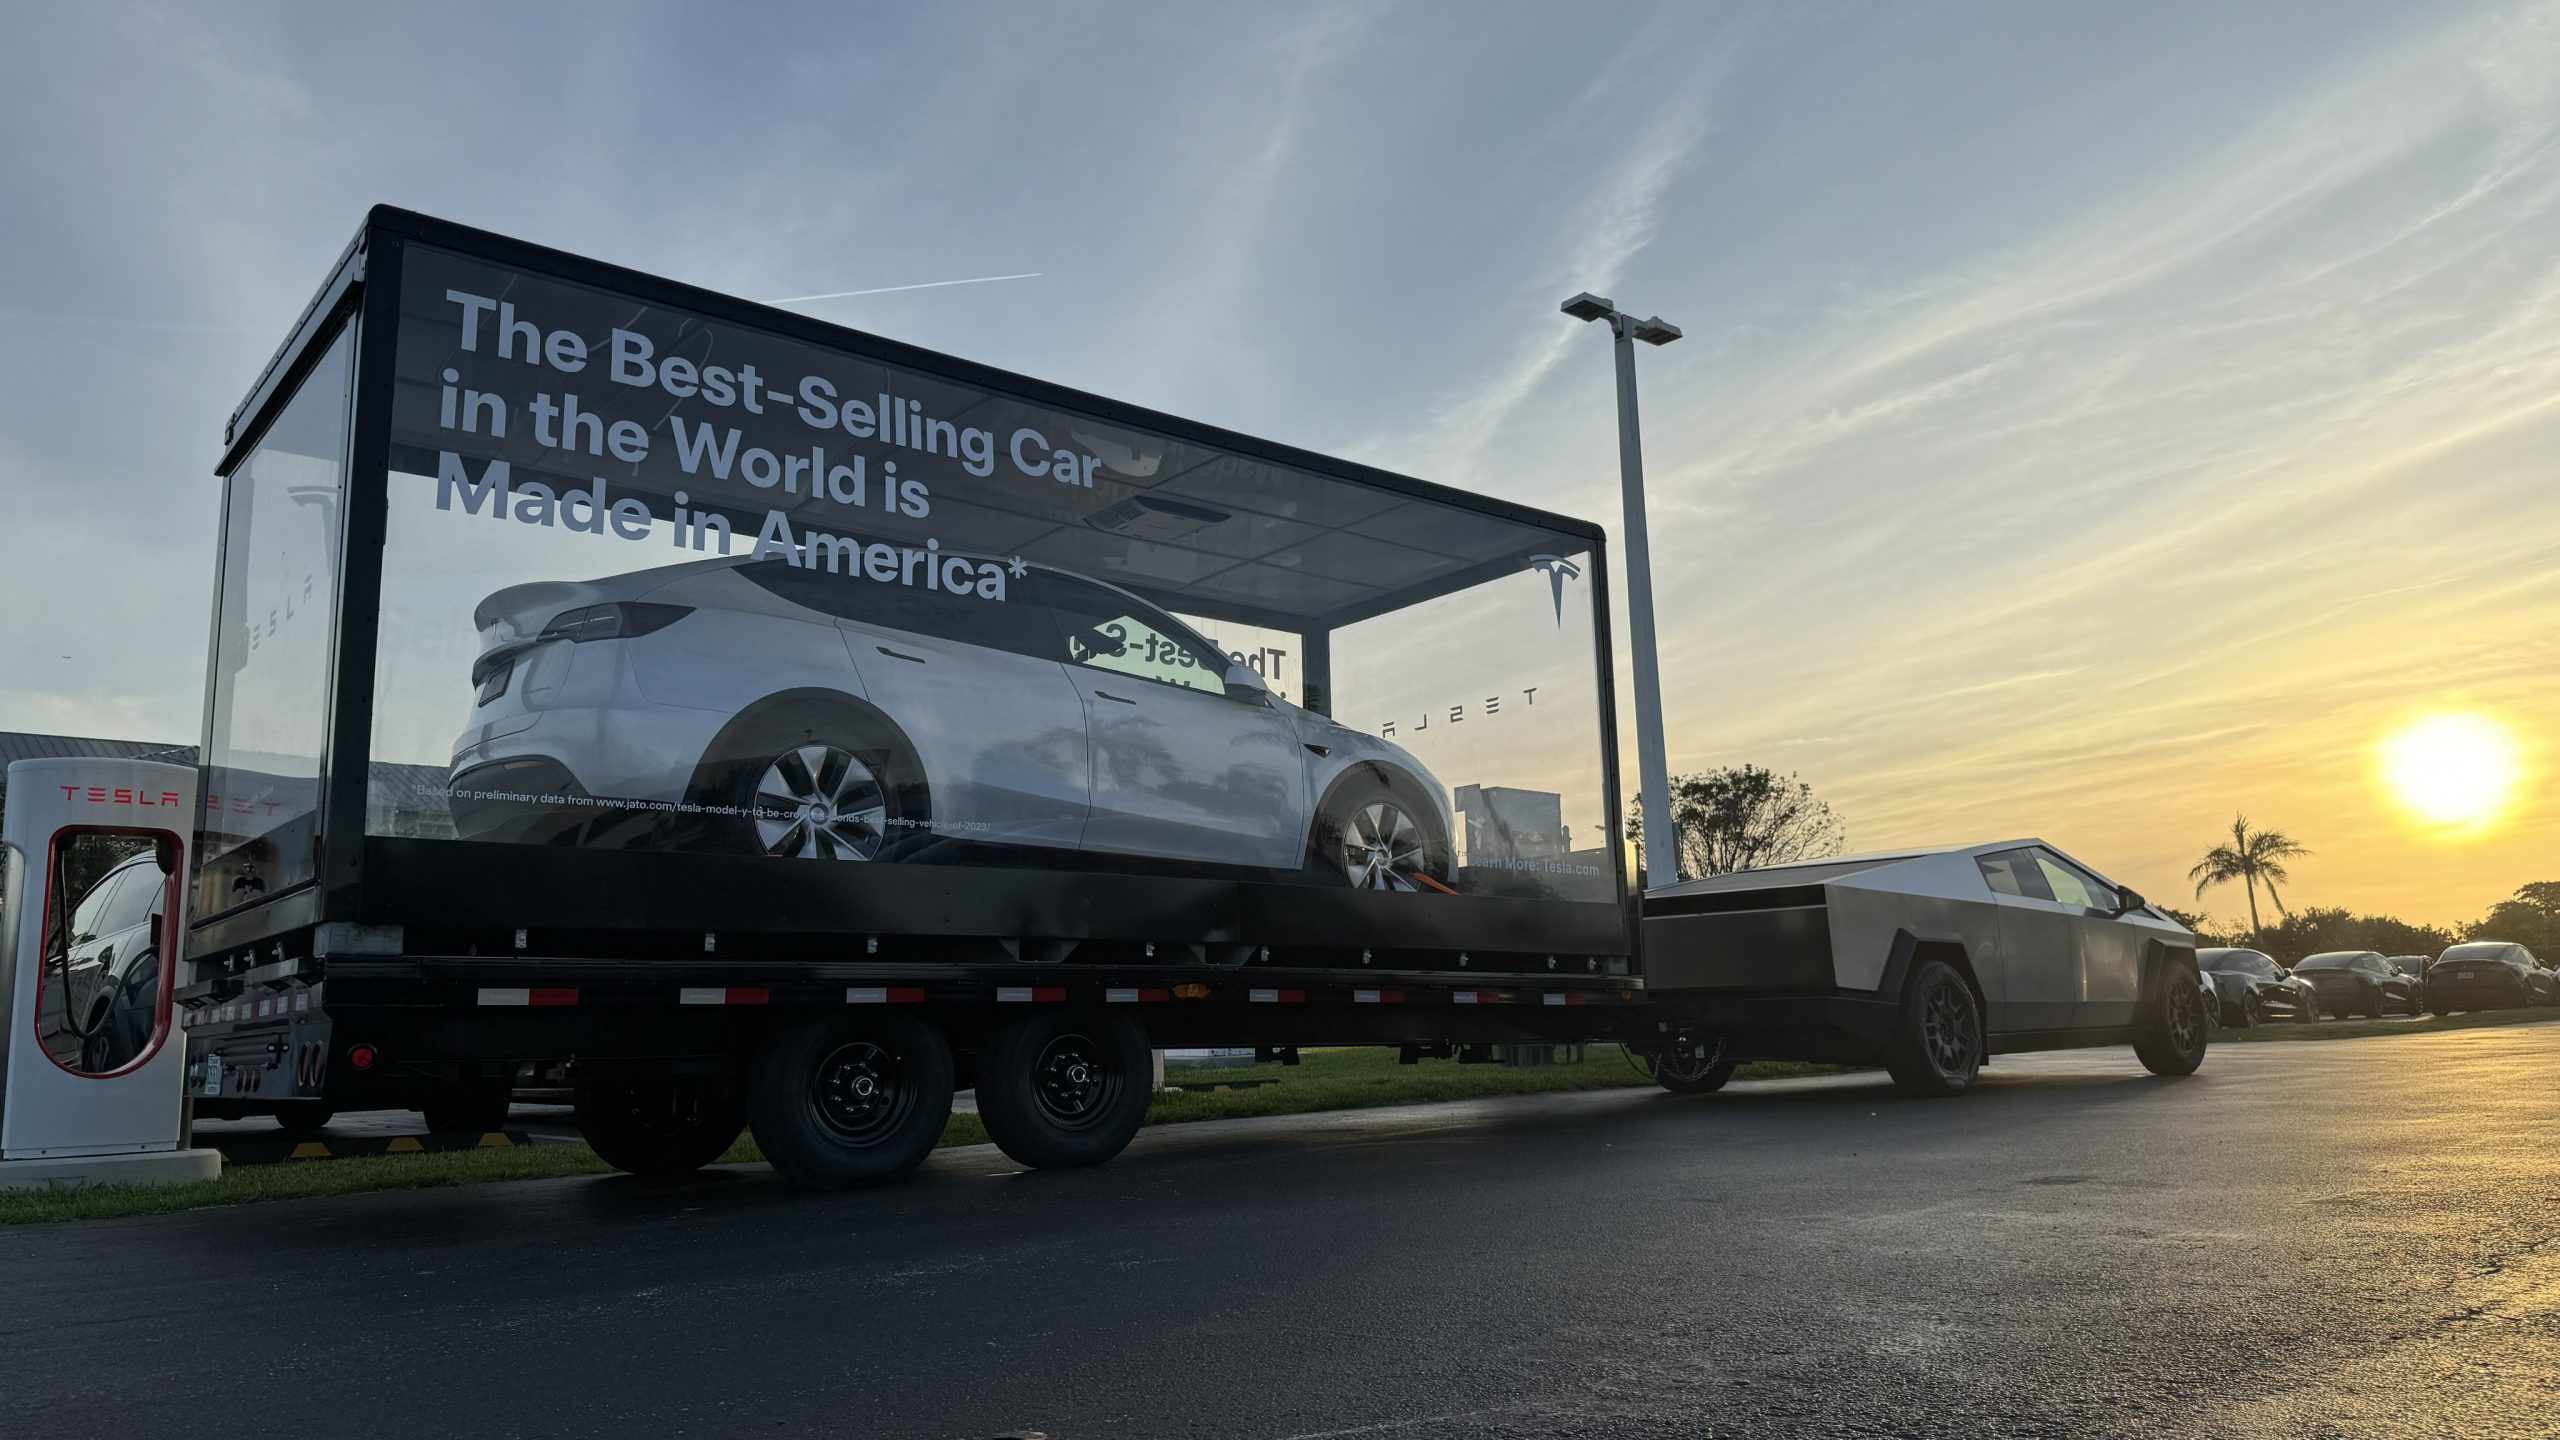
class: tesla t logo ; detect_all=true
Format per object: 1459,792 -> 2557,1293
1528,555 -> 1581,624
58,785 -> 184,808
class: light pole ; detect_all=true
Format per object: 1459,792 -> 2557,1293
1562,291 -> 1680,888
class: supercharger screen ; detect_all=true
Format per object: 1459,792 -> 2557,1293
369,246 -> 1615,902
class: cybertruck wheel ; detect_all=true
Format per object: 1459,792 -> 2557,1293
1311,772 -> 1449,892
1885,960 -> 1983,1097
975,1011 -> 1153,1169
2135,967 -> 2209,1077
1650,1041 -> 1739,1095
576,1074 -> 747,1179
748,1012 -> 952,1190
689,698 -> 929,861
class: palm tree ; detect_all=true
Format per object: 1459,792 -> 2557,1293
2188,815 -> 2309,937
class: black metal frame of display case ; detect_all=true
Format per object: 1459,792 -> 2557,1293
190,207 -> 1632,979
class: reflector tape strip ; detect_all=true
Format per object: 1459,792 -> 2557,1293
1106,987 -> 1175,1003
998,986 -> 1068,1003
1352,989 -> 1406,1004
681,987 -> 771,1006
846,986 -> 929,1004
479,988 -> 529,1006
1249,988 -> 1308,1004
1541,993 -> 1587,1007
530,988 -> 578,1006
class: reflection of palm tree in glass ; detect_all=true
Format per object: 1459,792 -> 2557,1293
2188,815 -> 2308,937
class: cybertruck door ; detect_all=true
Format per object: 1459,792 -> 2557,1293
1974,848 -> 2079,1033
1039,575 -> 1307,870
799,575 -> 1092,852
2029,848 -> 2143,1028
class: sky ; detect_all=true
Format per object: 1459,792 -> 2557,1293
1,0 -> 2554,927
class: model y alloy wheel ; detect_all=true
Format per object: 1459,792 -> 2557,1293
754,745 -> 889,860
1340,800 -> 1426,890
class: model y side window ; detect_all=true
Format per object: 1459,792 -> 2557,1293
1040,575 -> 1228,696
742,561 -> 1059,659
2031,850 -> 2117,911
1978,848 -> 2054,900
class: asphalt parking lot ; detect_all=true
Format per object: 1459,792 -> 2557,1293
8,1023 -> 2558,1439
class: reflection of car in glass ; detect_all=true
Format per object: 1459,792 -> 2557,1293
1642,840 -> 2208,1097
448,556 -> 1453,888
2196,948 -> 2320,1026
42,850 -> 171,1073
2427,941 -> 2558,1013
2293,951 -> 2421,1019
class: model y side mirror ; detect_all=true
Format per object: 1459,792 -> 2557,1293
1223,662 -> 1273,705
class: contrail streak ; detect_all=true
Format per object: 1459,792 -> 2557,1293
765,272 -> 1042,304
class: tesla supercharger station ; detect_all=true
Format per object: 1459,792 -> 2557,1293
0,757 -> 220,1189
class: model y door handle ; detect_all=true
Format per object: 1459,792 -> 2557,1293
876,645 -> 927,664
1094,689 -> 1139,705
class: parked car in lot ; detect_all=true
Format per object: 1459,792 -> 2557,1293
2383,955 -> 2431,1012
2292,950 -> 2422,1019
2427,942 -> 2558,1013
2196,947 -> 2321,1026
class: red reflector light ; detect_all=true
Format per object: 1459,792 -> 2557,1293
347,1044 -> 378,1071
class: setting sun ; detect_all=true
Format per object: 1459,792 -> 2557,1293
2378,712 -> 2523,831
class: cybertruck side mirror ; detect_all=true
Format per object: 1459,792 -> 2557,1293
2110,886 -> 2147,917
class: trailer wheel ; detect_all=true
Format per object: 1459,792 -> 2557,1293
2132,965 -> 2209,1077
976,1011 -> 1152,1169
748,1012 -> 952,1189
576,1076 -> 746,1179
1884,959 -> 1983,1096
1648,1042 -> 1738,1094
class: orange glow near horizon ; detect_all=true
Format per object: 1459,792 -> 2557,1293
2377,713 -> 2524,836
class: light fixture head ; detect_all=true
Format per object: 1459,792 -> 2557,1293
1630,316 -> 1683,346
1560,292 -> 1615,323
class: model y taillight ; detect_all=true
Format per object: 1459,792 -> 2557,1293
539,602 -> 693,644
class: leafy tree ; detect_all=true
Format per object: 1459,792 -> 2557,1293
2187,815 -> 2308,938
1629,765 -> 1845,884
2252,907 -> 2454,966
2475,881 -> 2560,954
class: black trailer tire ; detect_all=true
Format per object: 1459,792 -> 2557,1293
421,1085 -> 513,1134
1884,959 -> 1983,1097
271,1102 -> 335,1138
748,1012 -> 952,1190
1651,1043 -> 1739,1095
576,1076 -> 747,1179
975,1011 -> 1153,1169
2134,966 -> 2209,1077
